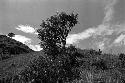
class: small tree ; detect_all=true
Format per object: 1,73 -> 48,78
37,12 -> 78,57
8,32 -> 15,38
14,11 -> 80,83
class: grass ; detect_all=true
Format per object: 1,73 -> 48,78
1,49 -> 125,83
0,51 -> 44,79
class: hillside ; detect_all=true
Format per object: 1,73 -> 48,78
0,35 -> 34,60
0,34 -> 125,82
1,47 -> 125,83
0,51 -> 44,79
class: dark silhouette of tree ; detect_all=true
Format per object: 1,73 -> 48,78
37,12 -> 78,57
8,32 -> 15,38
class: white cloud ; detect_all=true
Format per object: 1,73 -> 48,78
16,25 -> 38,34
13,0 -> 124,52
66,0 -> 122,52
66,23 -> 115,45
94,25 -> 114,37
12,35 -> 42,51
93,0 -> 117,36
66,28 -> 96,44
12,35 -> 32,44
98,42 -> 105,50
28,45 -> 43,51
103,0 -> 117,24
66,0 -> 118,45
66,25 -> 112,45
113,34 -> 125,44
113,23 -> 125,35
96,38 -> 110,51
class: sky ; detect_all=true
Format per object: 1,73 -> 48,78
0,0 -> 125,53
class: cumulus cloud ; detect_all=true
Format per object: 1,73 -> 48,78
12,35 -> 42,51
28,45 -> 43,51
12,35 -> 32,44
66,24 -> 114,45
16,25 -> 38,34
66,28 -> 96,44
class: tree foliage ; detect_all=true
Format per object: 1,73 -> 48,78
8,32 -> 15,38
7,11 -> 125,83
9,11 -> 80,83
37,12 -> 78,57
17,53 -> 80,83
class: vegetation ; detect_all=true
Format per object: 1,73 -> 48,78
1,11 -> 125,83
37,11 -> 78,58
8,32 -> 15,38
13,11 -> 80,83
0,35 -> 34,60
2,48 -> 125,83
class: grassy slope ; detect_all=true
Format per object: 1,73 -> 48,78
0,51 -> 44,79
0,35 -> 34,59
1,47 -> 125,82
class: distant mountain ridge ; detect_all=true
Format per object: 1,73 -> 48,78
0,35 -> 34,60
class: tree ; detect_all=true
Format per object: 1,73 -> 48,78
12,11 -> 80,83
37,12 -> 78,57
8,32 -> 15,38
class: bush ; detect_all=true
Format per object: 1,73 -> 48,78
16,50 -> 81,83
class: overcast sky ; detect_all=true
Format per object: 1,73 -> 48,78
0,0 -> 125,53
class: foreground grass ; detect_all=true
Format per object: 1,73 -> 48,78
1,49 -> 125,83
72,53 -> 125,83
0,51 -> 44,79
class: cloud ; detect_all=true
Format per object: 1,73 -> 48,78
95,38 -> 111,51
113,23 -> 125,35
113,34 -> 125,44
94,25 -> 114,37
66,25 -> 112,45
12,35 -> 42,51
66,24 -> 115,45
97,42 -> 105,50
66,28 -> 96,44
12,35 -> 32,44
94,0 -> 117,35
28,45 -> 43,51
103,0 -> 117,24
16,25 -> 38,34
66,0 -> 119,49
14,25 -> 43,51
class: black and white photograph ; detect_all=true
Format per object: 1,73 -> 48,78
0,0 -> 125,83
